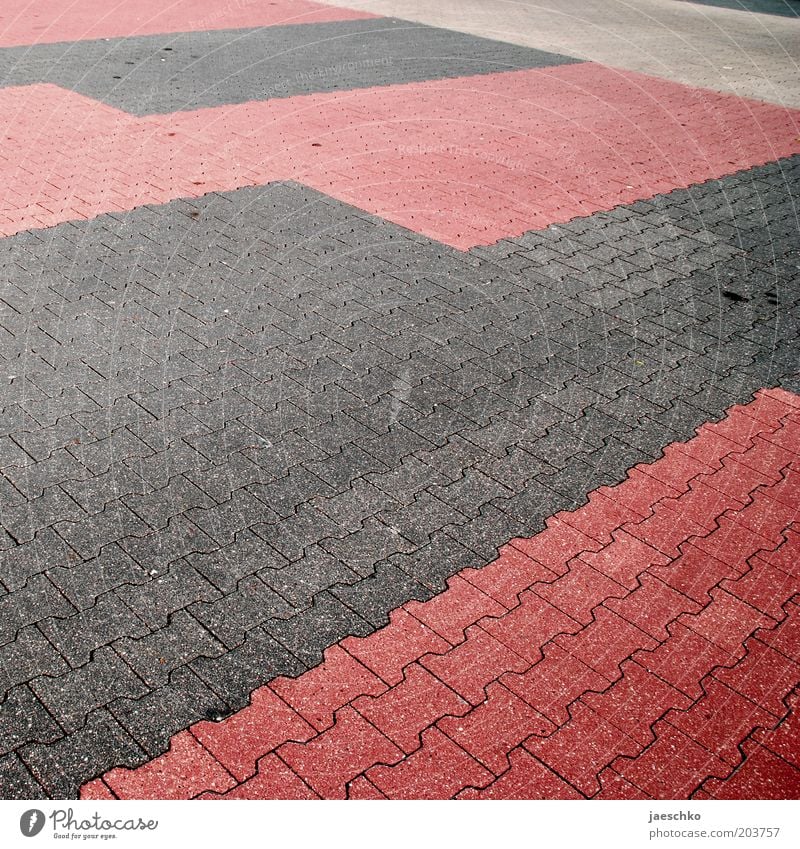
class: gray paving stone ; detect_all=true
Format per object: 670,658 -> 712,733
21,709 -> 145,799
39,592 -> 149,668
115,560 -> 220,629
108,668 -> 235,758
0,574 -> 76,649
31,647 -> 148,734
4,487 -> 84,545
114,610 -> 227,688
0,686 -> 63,755
0,626 -> 69,700
46,544 -> 149,610
331,561 -> 433,627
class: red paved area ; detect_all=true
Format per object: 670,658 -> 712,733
2,63 -> 798,248
81,387 -> 800,800
0,1 -> 372,47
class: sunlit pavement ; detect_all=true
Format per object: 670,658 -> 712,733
0,0 -> 797,800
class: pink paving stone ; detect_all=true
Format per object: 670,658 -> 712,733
347,776 -> 388,800
579,659 -> 692,746
578,528 -> 670,589
604,574 -> 702,641
700,741 -> 800,800
269,645 -> 387,733
480,589 -> 582,664
104,731 -> 236,800
750,690 -> 800,769
3,64 -> 799,249
0,0 -> 373,47
437,681 -> 556,775
277,707 -> 403,799
666,679 -> 777,766
458,747 -> 583,800
524,702 -> 643,796
649,542 -> 742,604
200,754 -> 320,800
190,686 -> 315,782
611,723 -> 732,799
678,588 -> 777,653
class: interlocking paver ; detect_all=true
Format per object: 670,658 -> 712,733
88,387 -> 800,799
0,0 -> 797,802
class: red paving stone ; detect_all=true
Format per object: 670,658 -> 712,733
460,545 -> 557,609
403,575 -> 507,644
2,64 -> 799,249
189,686 -> 316,782
103,731 -> 236,800
437,682 -> 555,775
199,754 -> 319,800
82,389 -> 800,799
340,609 -> 452,686
579,660 -> 692,746
269,645 -> 387,732
457,747 -> 583,800
750,690 -> 800,769
0,0 -> 372,47
607,723 -> 731,799
698,741 -> 800,800
556,490 -> 644,543
276,707 -> 403,800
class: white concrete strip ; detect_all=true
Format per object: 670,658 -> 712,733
318,0 -> 800,108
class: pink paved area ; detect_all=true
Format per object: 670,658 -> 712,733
0,0 -> 373,47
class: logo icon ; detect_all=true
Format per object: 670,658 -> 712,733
20,810 -> 45,838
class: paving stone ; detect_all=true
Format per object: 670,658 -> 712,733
0,685 -> 63,755
0,754 -> 46,799
115,560 -> 221,629
0,67 -> 798,797
0,573 -> 75,648
0,13 -> 571,114
114,610 -> 227,688
55,502 -> 149,560
109,668 -> 232,759
38,591 -> 148,668
263,591 -> 373,668
189,576 -> 294,649
31,647 -> 148,734
46,543 -> 150,610
0,626 -> 69,698
190,628 -> 307,711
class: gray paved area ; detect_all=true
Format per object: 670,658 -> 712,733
0,18 -> 577,114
